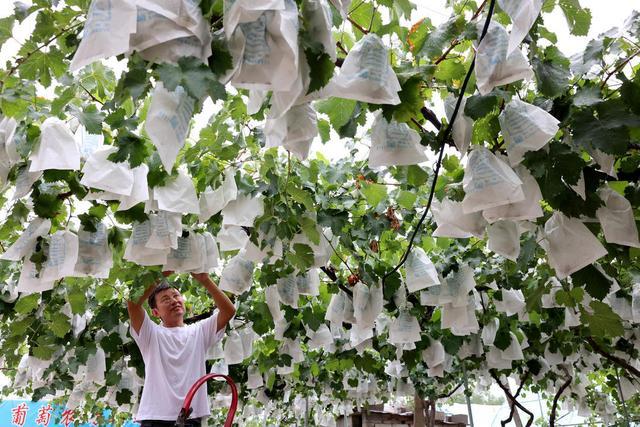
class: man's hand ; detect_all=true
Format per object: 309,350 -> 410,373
190,272 -> 236,331
190,272 -> 209,283
128,273 -> 172,335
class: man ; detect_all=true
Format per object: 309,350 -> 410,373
127,271 -> 236,427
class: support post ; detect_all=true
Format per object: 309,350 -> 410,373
428,399 -> 436,427
616,368 -> 631,427
463,364 -> 475,427
414,393 -> 426,427
304,395 -> 308,427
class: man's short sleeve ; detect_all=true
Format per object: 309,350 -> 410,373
130,310 -> 156,354
196,309 -> 225,350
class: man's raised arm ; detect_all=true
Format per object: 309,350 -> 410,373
190,272 -> 236,332
126,271 -> 173,334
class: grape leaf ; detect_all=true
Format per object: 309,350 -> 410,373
287,183 -> 315,211
558,0 -> 592,36
247,302 -> 274,335
494,325 -> 512,351
573,39 -> 604,75
105,108 -> 138,130
419,15 -> 464,59
70,104 -> 104,134
300,217 -> 321,245
31,186 -> 64,219
289,243 -> 315,270
316,98 -> 357,131
522,144 -> 605,217
338,102 -> 361,138
114,204 -> 148,225
464,94 -> 499,120
620,74 -> 640,115
146,153 -> 172,188
302,305 -> 323,332
116,389 -> 133,406
571,264 -> 612,300
360,182 -> 387,207
49,315 -> 71,338
407,18 -> 433,54
107,132 -> 150,168
533,47 -> 570,99
14,294 -> 40,314
407,165 -> 429,187
318,119 -> 330,142
572,98 -> 640,155
573,85 -> 602,107
0,85 -> 31,118
396,190 -> 417,209
305,49 -> 335,95
67,286 -> 87,314
0,16 -> 15,47
156,56 -> 216,101
209,31 -> 234,77
50,86 -> 76,115
114,57 -> 150,103
378,74 -> 424,123
78,204 -> 108,233
581,301 -> 623,337
349,3 -> 382,36
434,58 -> 466,83
18,46 -> 66,87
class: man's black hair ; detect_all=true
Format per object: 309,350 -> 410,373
148,280 -> 178,309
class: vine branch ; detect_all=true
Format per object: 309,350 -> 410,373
321,230 -> 358,279
433,0 -> 488,65
501,371 -> 529,427
586,337 -> 640,379
57,191 -> 74,200
283,151 -> 292,208
616,368 -> 632,426
437,382 -> 462,399
435,40 -> 463,66
549,367 -> 572,427
336,41 -> 348,57
490,370 -> 534,427
184,308 -> 214,325
420,106 -> 442,131
347,17 -> 369,35
601,48 -> 640,89
367,4 -> 378,33
320,265 -> 354,298
470,0 -> 490,20
78,82 -> 104,106
65,198 -> 73,228
1,19 -> 82,88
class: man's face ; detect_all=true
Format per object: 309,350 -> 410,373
151,288 -> 185,322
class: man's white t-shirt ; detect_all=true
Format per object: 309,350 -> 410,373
130,310 -> 224,421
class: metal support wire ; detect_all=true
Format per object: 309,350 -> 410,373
382,0 -> 498,286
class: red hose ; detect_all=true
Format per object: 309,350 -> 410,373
176,374 -> 238,427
